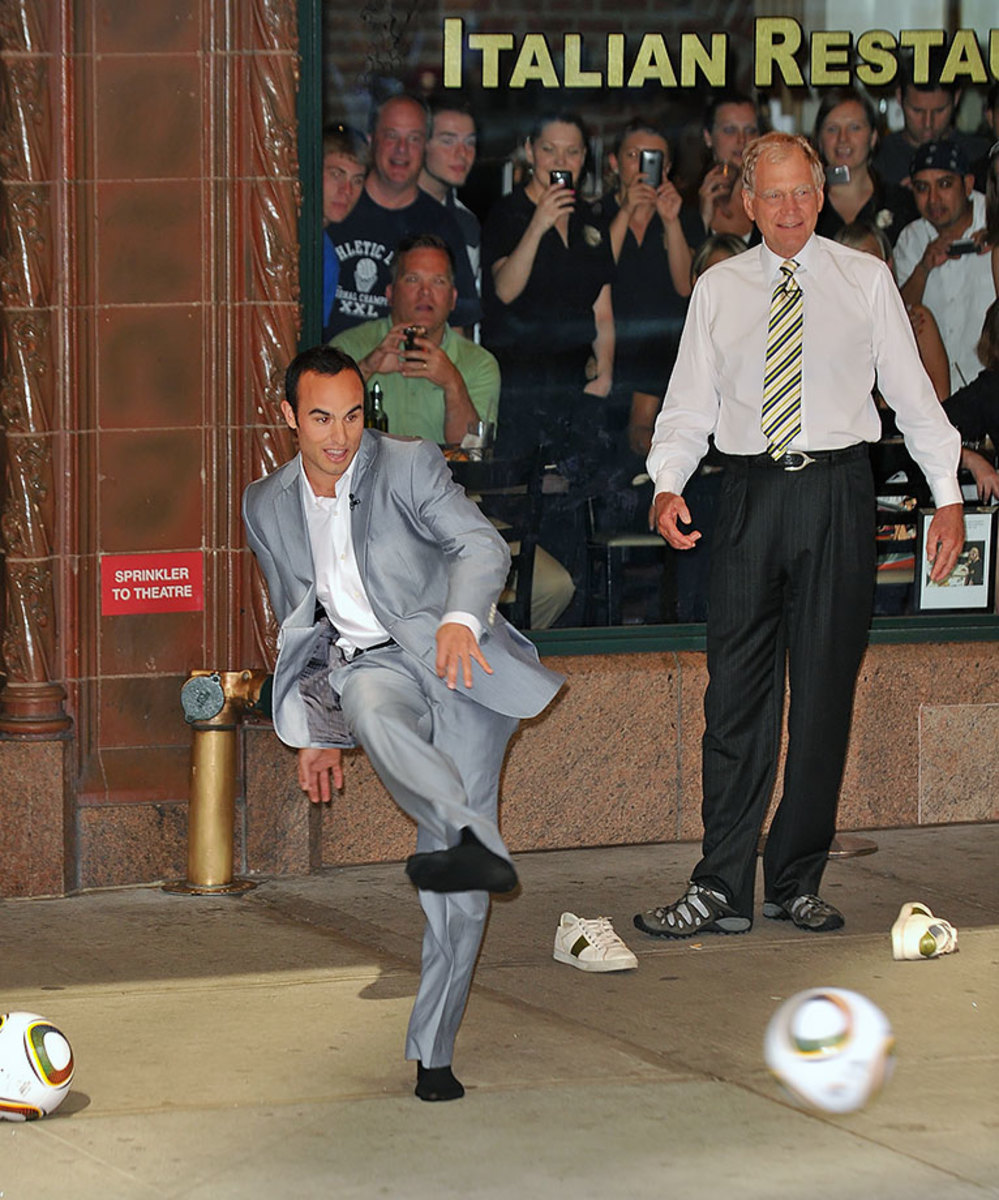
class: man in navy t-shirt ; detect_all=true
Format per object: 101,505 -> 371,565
324,94 -> 480,342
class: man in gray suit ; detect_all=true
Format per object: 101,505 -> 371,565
243,344 -> 563,1102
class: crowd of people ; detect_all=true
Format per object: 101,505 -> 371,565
319,65 -> 999,627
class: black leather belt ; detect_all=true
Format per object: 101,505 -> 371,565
351,638 -> 395,659
726,444 -> 868,472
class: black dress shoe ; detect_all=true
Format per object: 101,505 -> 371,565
415,1062 -> 464,1101
405,827 -> 517,894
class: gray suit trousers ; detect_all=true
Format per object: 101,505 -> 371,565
335,646 -> 518,1068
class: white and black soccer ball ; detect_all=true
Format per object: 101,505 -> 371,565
0,1011 -> 75,1121
764,987 -> 894,1114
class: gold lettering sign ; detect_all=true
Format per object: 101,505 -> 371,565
443,17 -> 999,89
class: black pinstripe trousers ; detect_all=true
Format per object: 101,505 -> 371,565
691,445 -> 876,916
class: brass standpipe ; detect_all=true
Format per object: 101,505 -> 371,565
163,669 -> 269,895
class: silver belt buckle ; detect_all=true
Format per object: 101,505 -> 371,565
783,451 -> 815,472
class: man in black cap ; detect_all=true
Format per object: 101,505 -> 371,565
895,140 -> 993,392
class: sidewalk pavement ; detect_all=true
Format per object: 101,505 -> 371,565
1,824 -> 996,1199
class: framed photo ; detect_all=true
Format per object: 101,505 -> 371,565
915,507 -> 998,613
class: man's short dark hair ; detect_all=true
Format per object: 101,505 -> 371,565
426,92 -> 476,127
392,233 -> 456,285
704,90 -> 759,133
285,345 -> 365,413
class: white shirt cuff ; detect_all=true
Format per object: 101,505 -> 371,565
928,476 -> 964,510
439,610 -> 482,642
652,471 -> 687,498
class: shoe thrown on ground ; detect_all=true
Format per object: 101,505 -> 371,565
891,901 -> 959,960
553,913 -> 638,972
763,894 -> 844,932
633,882 -> 752,939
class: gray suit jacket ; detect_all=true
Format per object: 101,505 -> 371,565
242,431 -> 564,749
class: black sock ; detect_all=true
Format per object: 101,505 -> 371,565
415,1062 -> 465,1102
405,827 -> 517,894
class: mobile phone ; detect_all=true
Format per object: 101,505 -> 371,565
946,239 -> 978,257
825,164 -> 850,185
403,324 -> 425,351
639,148 -> 663,188
549,169 -> 572,188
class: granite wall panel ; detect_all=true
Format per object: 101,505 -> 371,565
501,652 -> 680,851
0,740 -> 72,897
244,717 -> 322,876
240,644 -> 999,881
919,704 -> 999,825
842,644 -> 999,830
77,800 -> 189,888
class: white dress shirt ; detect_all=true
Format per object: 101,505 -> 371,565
300,459 -> 482,654
647,235 -> 962,509
893,191 -> 994,393
300,460 -> 390,654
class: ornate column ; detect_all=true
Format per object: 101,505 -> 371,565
232,0 -> 300,670
0,0 -> 70,734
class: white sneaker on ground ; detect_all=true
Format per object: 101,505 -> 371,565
891,901 -> 959,960
553,913 -> 638,972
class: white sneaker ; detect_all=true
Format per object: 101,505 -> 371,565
553,913 -> 638,973
891,901 -> 959,960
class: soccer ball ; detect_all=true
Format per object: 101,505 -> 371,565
764,987 -> 894,1114
0,1012 -> 75,1121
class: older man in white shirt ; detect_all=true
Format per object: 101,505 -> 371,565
635,133 -> 964,941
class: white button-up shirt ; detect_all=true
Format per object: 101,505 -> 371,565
300,460 -> 390,654
648,234 -> 962,509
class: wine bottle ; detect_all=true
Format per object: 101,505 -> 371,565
367,381 -> 389,432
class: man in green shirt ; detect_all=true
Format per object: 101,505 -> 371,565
332,234 -> 498,444
332,234 -> 572,629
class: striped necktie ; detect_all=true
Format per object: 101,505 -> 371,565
761,258 -> 803,459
